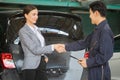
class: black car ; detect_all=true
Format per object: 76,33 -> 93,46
0,10 -> 83,80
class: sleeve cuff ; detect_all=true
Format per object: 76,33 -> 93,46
51,45 -> 54,51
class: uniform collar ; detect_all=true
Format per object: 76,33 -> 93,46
95,20 -> 107,30
26,23 -> 38,33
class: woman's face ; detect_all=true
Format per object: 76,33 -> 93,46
25,9 -> 38,24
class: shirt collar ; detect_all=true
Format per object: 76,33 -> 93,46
26,23 -> 38,32
95,20 -> 107,30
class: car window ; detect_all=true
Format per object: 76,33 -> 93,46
6,16 -> 25,44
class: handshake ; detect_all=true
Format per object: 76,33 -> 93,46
53,44 -> 66,53
53,44 -> 87,68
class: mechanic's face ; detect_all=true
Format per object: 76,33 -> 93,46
25,9 -> 38,24
89,8 -> 97,25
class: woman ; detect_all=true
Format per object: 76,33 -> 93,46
19,5 -> 58,80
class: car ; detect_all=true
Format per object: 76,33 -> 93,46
109,34 -> 120,80
0,10 -> 83,80
0,9 -> 120,80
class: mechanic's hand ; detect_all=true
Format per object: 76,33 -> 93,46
44,57 -> 48,63
78,58 -> 87,68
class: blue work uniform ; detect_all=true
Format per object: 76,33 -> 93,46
65,20 -> 114,80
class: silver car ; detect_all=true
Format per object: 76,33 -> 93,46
109,34 -> 120,80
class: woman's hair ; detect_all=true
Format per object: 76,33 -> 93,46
23,5 -> 37,15
89,1 -> 107,17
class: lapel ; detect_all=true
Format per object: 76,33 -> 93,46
24,24 -> 39,41
37,28 -> 46,46
24,24 -> 45,46
24,24 -> 35,34
37,28 -> 42,34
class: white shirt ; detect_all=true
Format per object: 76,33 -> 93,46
27,24 -> 44,47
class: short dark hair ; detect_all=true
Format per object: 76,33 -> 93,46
23,5 -> 37,15
89,1 -> 107,17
